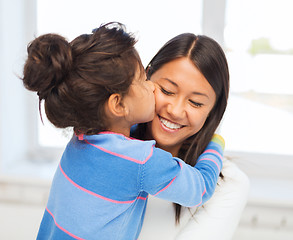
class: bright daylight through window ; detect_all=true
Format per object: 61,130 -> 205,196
36,0 -> 202,148
221,0 -> 293,156
37,0 -> 293,158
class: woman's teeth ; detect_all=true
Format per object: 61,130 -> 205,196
160,117 -> 182,130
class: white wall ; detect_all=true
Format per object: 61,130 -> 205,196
0,175 -> 49,239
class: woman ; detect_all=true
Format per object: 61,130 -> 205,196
134,33 -> 250,239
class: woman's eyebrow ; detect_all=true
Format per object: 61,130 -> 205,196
191,91 -> 209,99
162,78 -> 178,87
163,78 -> 209,99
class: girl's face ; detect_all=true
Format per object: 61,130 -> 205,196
123,67 -> 156,125
148,57 -> 216,156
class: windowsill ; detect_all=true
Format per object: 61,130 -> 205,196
248,177 -> 293,208
0,172 -> 51,207
0,154 -> 292,208
1,158 -> 58,180
0,174 -> 292,210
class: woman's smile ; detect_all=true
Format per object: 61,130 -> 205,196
158,115 -> 185,132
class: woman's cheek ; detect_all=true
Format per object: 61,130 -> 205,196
191,110 -> 209,131
154,91 -> 166,112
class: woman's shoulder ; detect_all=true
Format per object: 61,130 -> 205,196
220,158 -> 250,191
195,157 -> 250,216
139,159 -> 251,240
173,159 -> 250,240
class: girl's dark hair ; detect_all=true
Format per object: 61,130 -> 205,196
135,33 -> 229,223
22,22 -> 143,135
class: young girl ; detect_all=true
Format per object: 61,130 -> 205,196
22,22 -> 224,240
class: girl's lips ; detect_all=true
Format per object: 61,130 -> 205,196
158,116 -> 184,133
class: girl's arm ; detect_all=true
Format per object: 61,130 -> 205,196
142,135 -> 225,207
175,159 -> 250,240
193,134 -> 225,203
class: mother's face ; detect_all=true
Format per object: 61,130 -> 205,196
148,57 -> 216,156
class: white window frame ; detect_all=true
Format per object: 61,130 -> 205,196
0,0 -> 63,177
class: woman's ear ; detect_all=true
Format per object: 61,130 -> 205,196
106,93 -> 127,118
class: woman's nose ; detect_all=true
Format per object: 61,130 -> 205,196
166,98 -> 186,119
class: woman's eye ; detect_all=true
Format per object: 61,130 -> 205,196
160,87 -> 173,96
189,100 -> 203,108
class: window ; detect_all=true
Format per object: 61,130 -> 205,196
36,0 -> 293,159
2,0 -> 291,170
220,0 -> 293,156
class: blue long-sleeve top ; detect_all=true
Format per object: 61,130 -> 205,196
37,132 -> 224,240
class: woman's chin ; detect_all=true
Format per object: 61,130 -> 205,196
150,116 -> 180,150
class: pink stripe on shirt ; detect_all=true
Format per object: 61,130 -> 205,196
46,207 -> 85,240
153,160 -> 184,196
203,149 -> 222,160
197,158 -> 220,172
153,177 -> 177,196
59,163 -> 143,204
84,139 -> 153,164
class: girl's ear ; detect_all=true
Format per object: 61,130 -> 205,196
106,93 -> 128,118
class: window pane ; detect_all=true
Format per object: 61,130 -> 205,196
37,0 -> 202,147
221,0 -> 293,155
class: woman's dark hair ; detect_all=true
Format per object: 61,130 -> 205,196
135,33 -> 229,223
22,22 -> 143,135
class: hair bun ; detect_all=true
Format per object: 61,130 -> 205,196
22,34 -> 72,99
